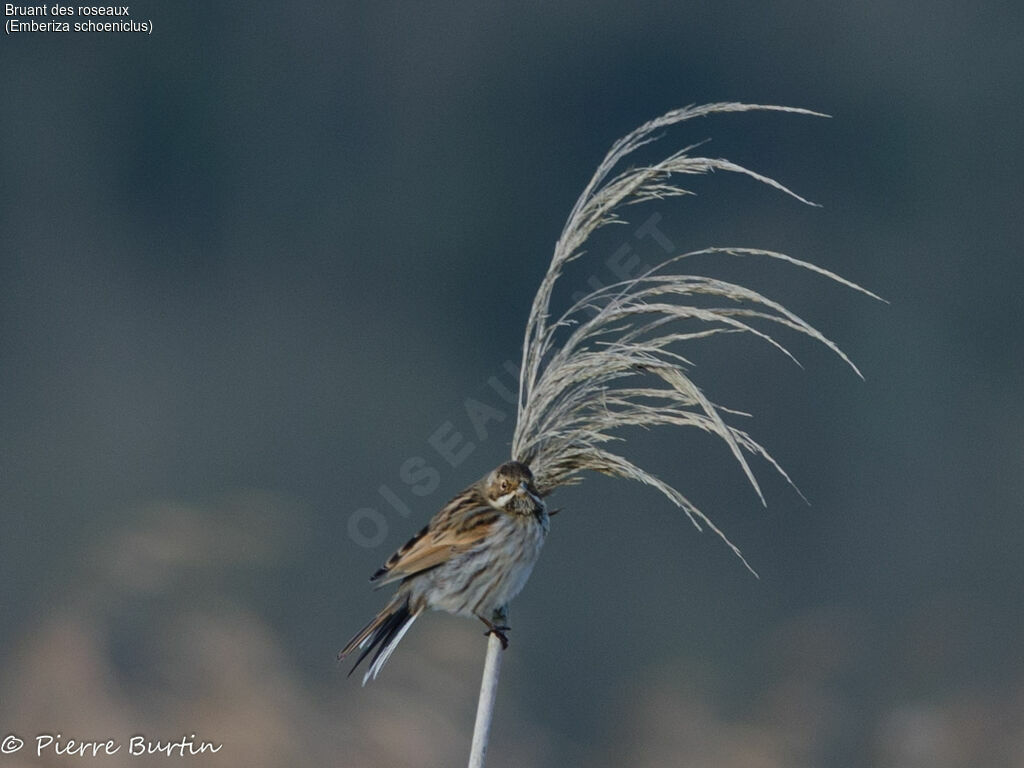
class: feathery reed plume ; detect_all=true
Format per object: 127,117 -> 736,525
511,102 -> 880,573
340,103 -> 879,768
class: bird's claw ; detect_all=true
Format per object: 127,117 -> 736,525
484,625 -> 510,650
478,615 -> 511,649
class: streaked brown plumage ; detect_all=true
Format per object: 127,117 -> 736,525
338,461 -> 548,684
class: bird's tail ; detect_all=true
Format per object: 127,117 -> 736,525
338,593 -> 421,685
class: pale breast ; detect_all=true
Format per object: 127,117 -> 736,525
414,510 -> 548,618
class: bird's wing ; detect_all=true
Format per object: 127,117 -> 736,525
370,487 -> 499,585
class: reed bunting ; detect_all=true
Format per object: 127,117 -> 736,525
338,461 -> 549,683
337,104 -> 876,691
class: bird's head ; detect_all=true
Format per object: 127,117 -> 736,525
484,461 -> 545,517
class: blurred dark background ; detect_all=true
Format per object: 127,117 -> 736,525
2,2 -> 1022,767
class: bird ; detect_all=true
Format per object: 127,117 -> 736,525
338,461 -> 549,684
338,103 -> 879,684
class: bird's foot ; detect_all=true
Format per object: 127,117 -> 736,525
478,615 -> 511,650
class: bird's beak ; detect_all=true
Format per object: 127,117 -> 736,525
517,481 -> 544,511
